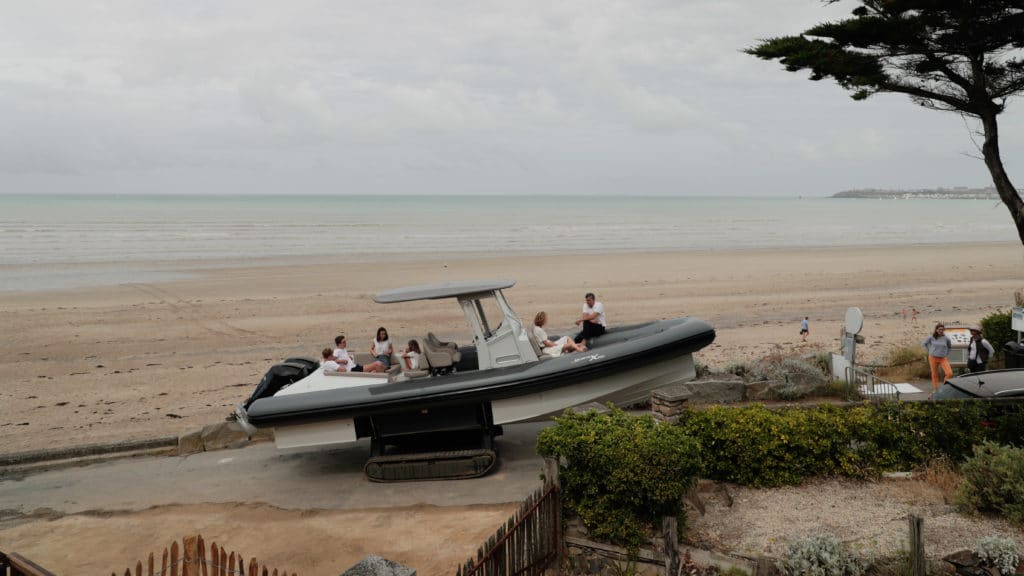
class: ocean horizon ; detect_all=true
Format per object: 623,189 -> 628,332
1,194 -> 1018,292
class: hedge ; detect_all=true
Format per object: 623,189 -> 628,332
536,407 -> 701,551
677,400 -> 1022,487
535,401 -> 1024,549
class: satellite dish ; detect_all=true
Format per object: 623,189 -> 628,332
845,307 -> 864,335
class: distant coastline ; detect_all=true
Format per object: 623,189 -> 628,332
832,186 -> 998,199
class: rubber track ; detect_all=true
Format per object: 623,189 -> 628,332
364,449 -> 497,482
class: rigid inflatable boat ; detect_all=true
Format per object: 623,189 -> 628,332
234,279 -> 715,480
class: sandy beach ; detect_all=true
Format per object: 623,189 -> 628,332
2,242 -> 1022,455
3,242 -> 1023,575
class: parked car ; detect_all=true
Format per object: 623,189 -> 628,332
934,368 -> 1024,400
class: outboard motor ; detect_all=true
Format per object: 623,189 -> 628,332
242,358 -> 318,409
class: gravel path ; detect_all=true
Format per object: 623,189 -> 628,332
686,477 -> 1023,564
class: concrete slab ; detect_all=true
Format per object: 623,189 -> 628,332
0,421 -> 551,525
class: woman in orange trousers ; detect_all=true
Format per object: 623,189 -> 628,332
922,323 -> 953,394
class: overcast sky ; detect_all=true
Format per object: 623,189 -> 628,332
1,0 -> 1021,197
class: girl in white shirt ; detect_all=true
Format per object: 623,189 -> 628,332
371,327 -> 393,368
401,339 -> 422,371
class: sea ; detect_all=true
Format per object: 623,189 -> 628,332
0,194 -> 1017,292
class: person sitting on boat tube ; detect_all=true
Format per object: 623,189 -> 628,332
400,339 -> 422,370
370,327 -> 393,368
321,347 -> 345,372
573,292 -> 606,346
534,311 -> 586,356
333,334 -> 386,373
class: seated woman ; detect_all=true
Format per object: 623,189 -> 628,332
532,311 -> 586,357
400,339 -> 422,371
370,327 -> 394,368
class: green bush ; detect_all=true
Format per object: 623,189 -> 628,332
985,402 -> 1024,448
776,533 -> 865,576
677,404 -> 854,486
980,309 -> 1015,361
956,442 -> 1024,526
676,401 -> 999,487
870,401 -> 988,463
536,407 -> 702,551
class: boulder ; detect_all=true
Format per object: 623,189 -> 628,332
200,421 -> 251,451
339,555 -> 416,576
178,429 -> 204,455
944,549 -> 1024,575
678,380 -> 745,404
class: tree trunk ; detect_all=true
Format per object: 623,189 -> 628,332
979,111 -> 1024,246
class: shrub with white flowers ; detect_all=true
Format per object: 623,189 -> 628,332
974,536 -> 1020,575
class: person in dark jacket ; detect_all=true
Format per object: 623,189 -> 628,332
967,327 -> 995,373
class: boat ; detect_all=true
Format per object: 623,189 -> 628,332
234,279 -> 715,481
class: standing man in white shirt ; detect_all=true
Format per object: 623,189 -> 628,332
574,292 -> 606,347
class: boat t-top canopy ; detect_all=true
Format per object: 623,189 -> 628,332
373,279 -> 535,371
374,279 -> 516,304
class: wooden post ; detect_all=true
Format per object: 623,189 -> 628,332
544,457 -> 562,570
170,541 -> 180,576
183,537 -> 198,576
909,514 -> 926,576
198,535 -> 208,576
663,517 -> 679,576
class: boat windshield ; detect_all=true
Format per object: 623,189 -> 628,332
470,295 -> 506,339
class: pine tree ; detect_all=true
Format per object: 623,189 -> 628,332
748,0 -> 1024,244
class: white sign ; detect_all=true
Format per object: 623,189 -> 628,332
1013,306 -> 1024,332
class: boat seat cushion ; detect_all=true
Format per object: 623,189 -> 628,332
323,368 -> 397,383
526,328 -> 545,359
423,332 -> 460,367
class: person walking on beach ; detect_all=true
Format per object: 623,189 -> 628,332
967,327 -> 995,373
800,317 -> 809,342
574,292 -> 606,347
922,323 -> 953,394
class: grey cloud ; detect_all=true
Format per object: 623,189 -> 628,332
0,0 -> 1019,195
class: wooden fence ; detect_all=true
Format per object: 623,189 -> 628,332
456,461 -> 561,576
113,535 -> 296,576
1,552 -> 57,576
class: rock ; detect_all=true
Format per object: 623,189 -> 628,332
199,421 -> 251,451
678,380 -> 745,404
943,550 -> 1007,576
178,429 -> 204,455
339,555 -> 416,576
570,402 -> 611,415
744,381 -> 771,401
651,386 -> 692,422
